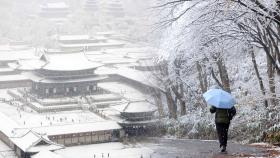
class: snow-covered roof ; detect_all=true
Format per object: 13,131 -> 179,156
43,49 -> 69,54
58,35 -> 108,41
0,49 -> 37,61
42,53 -> 102,71
114,101 -> 157,113
0,112 -> 62,152
59,35 -> 90,41
59,41 -> 125,48
0,75 -> 29,82
116,67 -> 163,91
13,53 -> 102,72
32,150 -> 63,158
0,112 -> 63,153
87,56 -> 138,65
84,51 -> 105,55
124,101 -> 157,113
11,130 -> 63,152
11,130 -> 46,152
96,31 -> 115,36
11,52 -> 103,72
41,2 -> 69,9
96,67 -> 163,91
24,72 -> 107,83
9,59 -> 46,71
48,18 -> 69,23
32,121 -> 122,136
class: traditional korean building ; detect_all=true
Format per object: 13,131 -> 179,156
58,35 -> 125,51
0,47 -> 36,89
33,121 -> 124,146
84,0 -> 99,13
117,101 -> 157,136
39,1 -> 70,24
0,112 -> 63,158
102,0 -> 125,18
39,2 -> 70,19
10,130 -> 64,158
17,52 -> 107,97
0,46 -> 36,68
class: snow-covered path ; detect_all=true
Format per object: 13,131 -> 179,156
142,138 -> 267,158
55,138 -> 276,158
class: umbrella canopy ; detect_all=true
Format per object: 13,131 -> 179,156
203,89 -> 236,109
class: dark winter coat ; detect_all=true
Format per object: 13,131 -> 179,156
210,106 -> 236,124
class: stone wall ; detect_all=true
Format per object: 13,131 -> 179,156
49,129 -> 124,146
32,81 -> 98,97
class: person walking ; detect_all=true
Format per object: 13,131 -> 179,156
210,105 -> 236,152
203,88 -> 237,152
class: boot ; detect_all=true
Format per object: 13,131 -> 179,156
221,145 -> 226,152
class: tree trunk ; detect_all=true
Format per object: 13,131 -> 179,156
153,89 -> 164,118
217,57 -> 231,93
266,49 -> 276,107
211,68 -> 223,88
268,33 -> 279,106
171,84 -> 186,116
166,88 -> 177,119
179,83 -> 186,115
250,47 -> 268,107
196,61 -> 208,93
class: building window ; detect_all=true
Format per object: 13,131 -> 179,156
73,87 -> 77,92
66,88 -> 69,93
53,88 -> 57,94
45,88 -> 49,94
35,84 -> 38,90
86,86 -> 90,91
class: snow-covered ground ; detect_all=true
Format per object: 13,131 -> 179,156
0,84 -> 155,136
0,98 -> 105,128
55,138 -> 277,158
56,142 -> 153,158
0,78 -> 156,129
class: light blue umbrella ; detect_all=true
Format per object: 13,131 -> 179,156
203,89 -> 236,109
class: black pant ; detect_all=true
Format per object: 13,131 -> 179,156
216,123 -> 230,147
